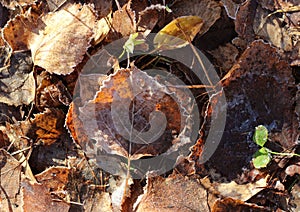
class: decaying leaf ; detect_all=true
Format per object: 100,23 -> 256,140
0,48 -> 35,106
36,71 -> 72,109
191,40 -> 298,182
253,5 -> 293,51
154,16 -> 203,50
0,149 -> 21,200
21,108 -> 66,145
112,3 -> 136,37
135,174 -> 210,212
170,0 -> 221,35
71,66 -> 189,159
212,197 -> 267,212
93,13 -> 111,45
21,179 -> 70,211
35,166 -> 70,193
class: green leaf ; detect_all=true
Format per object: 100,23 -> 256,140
253,147 -> 271,169
122,33 -> 145,55
253,125 -> 268,147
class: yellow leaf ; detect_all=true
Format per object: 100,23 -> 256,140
154,16 -> 203,50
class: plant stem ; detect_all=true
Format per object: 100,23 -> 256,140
268,150 -> 300,158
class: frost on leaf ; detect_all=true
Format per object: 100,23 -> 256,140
0,48 -> 35,106
67,66 -> 197,164
191,41 -> 298,182
3,3 -> 97,75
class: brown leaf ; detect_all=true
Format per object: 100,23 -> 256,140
3,8 -> 42,51
191,41 -> 298,182
212,197 -> 267,212
22,108 -> 66,145
21,179 -> 70,212
0,149 -> 22,199
0,48 -> 35,106
35,166 -> 70,192
112,3 -> 136,37
0,0 -> 37,10
36,71 -> 72,110
72,67 -> 182,159
3,3 -> 97,75
135,174 -> 210,212
30,3 -> 96,75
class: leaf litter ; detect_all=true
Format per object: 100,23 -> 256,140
0,0 -> 299,211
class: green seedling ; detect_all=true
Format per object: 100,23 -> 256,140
252,125 -> 300,169
119,33 -> 145,67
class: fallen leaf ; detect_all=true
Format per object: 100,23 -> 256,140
36,71 -> 72,110
21,179 -> 70,212
21,108 -> 66,145
170,0 -> 221,35
253,5 -> 293,51
154,16 -> 203,50
3,3 -> 97,75
30,3 -> 96,75
93,13 -> 111,45
35,166 -> 70,193
0,48 -> 35,106
0,149 -> 22,200
112,3 -> 136,37
0,0 -> 37,10
191,40 -> 298,182
212,197 -> 267,212
135,174 -> 210,212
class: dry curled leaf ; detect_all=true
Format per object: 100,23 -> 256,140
36,71 -> 72,109
154,16 -> 203,50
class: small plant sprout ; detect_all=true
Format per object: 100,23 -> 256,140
119,33 -> 145,67
252,125 -> 300,169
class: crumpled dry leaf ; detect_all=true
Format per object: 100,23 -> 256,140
93,13 -> 111,45
21,179 -> 70,212
170,0 -> 221,35
3,3 -> 97,75
36,71 -> 72,110
221,0 -> 246,19
0,48 -> 35,106
135,174 -> 210,212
